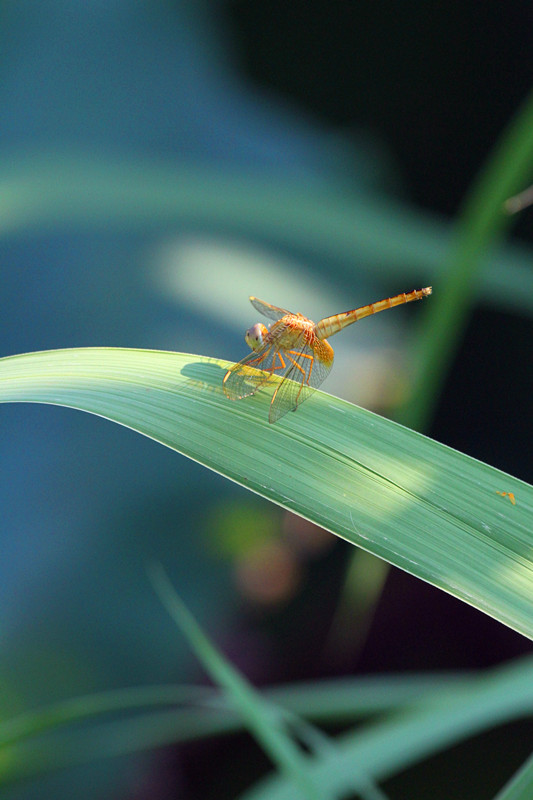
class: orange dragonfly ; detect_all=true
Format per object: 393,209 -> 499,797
223,287 -> 432,423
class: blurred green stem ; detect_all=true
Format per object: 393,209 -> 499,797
398,87 -> 533,431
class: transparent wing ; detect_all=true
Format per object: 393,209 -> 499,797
249,296 -> 292,322
223,340 -> 285,401
224,329 -> 333,422
268,340 -> 332,423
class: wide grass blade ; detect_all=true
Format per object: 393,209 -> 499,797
0,347 -> 532,638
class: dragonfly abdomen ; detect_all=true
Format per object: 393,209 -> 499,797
315,287 -> 432,338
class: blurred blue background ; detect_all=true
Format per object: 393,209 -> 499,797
1,1 -> 532,798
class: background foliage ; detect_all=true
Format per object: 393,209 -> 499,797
0,2 -> 532,798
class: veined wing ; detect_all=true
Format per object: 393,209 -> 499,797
223,340 -> 286,401
249,296 -> 292,322
268,339 -> 333,423
224,328 -> 333,422
224,332 -> 332,419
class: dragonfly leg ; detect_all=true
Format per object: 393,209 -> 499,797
249,347 -> 288,375
285,351 -> 315,404
271,351 -> 287,372
286,351 -> 314,385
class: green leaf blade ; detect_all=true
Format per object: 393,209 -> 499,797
1,347 -> 532,638
494,751 -> 533,800
147,563 -> 325,800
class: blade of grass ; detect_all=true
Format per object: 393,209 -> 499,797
0,671 -> 467,786
147,563 -> 324,800
0,685 -> 211,748
354,88 -> 533,663
0,347 -> 532,638
0,658 -> 531,789
399,87 -> 533,431
240,656 -> 533,800
0,671 -> 466,751
493,751 -> 533,800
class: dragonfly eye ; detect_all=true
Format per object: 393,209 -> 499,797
245,323 -> 268,351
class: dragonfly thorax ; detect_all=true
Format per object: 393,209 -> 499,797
245,323 -> 269,351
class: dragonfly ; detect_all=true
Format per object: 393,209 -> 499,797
223,287 -> 432,423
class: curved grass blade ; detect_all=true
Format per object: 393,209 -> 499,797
0,347 -> 532,638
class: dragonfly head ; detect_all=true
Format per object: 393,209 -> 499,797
245,323 -> 268,351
